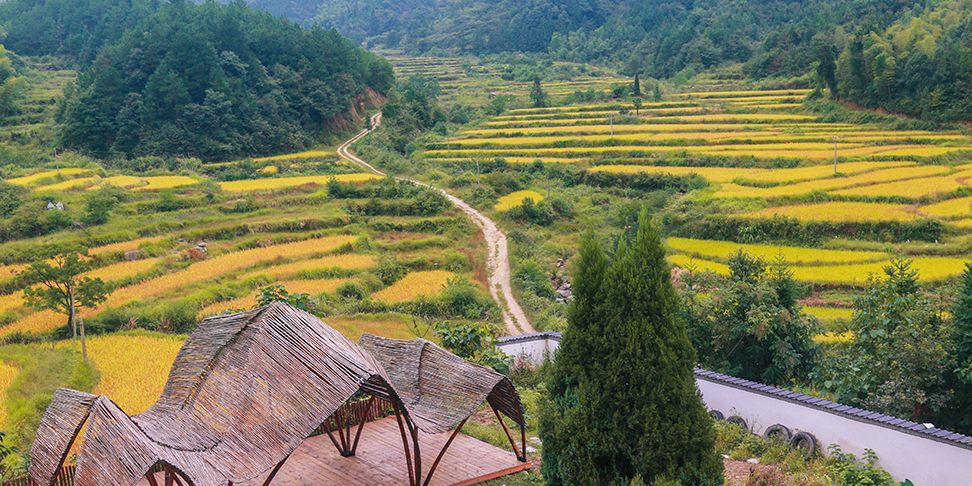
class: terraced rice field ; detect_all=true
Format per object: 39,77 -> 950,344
747,202 -> 920,222
495,190 -> 544,211
0,361 -> 18,427
0,235 -> 357,338
668,241 -> 966,285
666,237 -> 888,265
371,270 -> 456,303
85,333 -> 185,414
220,173 -> 379,192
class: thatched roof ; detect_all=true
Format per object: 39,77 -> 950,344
28,303 -> 523,486
360,334 -> 523,434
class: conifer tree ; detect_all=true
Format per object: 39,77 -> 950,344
947,262 -> 972,433
633,73 -> 641,96
540,210 -> 722,486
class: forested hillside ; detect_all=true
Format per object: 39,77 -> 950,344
1,0 -> 394,161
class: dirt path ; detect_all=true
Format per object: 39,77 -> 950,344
337,114 -> 536,336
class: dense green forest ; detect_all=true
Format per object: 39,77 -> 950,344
1,0 -> 394,161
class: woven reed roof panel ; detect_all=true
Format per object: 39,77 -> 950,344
359,334 -> 524,434
30,388 -> 99,486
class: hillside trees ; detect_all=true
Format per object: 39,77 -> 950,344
540,214 -> 722,486
54,1 -> 394,161
0,46 -> 27,121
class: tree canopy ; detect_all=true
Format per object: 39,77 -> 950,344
19,246 -> 112,336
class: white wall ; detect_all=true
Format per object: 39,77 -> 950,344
697,374 -> 972,485
496,332 -> 560,364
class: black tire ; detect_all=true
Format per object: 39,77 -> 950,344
708,410 -> 724,421
790,431 -> 818,459
726,415 -> 747,429
762,424 -> 791,442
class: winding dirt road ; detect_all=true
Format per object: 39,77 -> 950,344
338,113 -> 535,336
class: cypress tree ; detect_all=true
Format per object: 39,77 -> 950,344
540,210 -> 722,486
633,73 -> 641,96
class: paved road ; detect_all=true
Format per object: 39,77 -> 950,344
337,113 -> 536,335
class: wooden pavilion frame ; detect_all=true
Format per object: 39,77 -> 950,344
27,303 -> 527,486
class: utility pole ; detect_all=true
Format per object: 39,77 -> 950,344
476,159 -> 480,187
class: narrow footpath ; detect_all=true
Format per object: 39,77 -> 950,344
337,114 -> 536,335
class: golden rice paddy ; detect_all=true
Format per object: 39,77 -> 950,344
495,190 -> 545,211
371,270 -> 455,303
33,177 -> 98,192
7,168 -> 89,186
804,306 -> 854,323
590,165 -> 758,183
85,333 -> 185,414
220,173 -> 379,192
136,176 -> 200,191
665,237 -> 888,265
830,169 -> 972,198
93,175 -> 144,189
241,254 -> 377,280
920,196 -> 972,218
0,361 -> 18,427
746,202 -> 919,222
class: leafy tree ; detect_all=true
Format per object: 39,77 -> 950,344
433,320 -> 510,373
82,187 -> 120,226
254,284 -> 323,317
540,212 -> 722,486
19,246 -> 112,358
819,258 -> 951,421
633,97 -> 643,115
653,84 -> 662,102
530,77 -> 547,108
679,250 -> 819,386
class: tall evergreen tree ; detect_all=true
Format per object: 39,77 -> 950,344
633,73 -> 641,96
946,262 -> 972,434
540,211 -> 722,486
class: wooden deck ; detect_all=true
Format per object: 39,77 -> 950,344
140,417 -> 532,486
